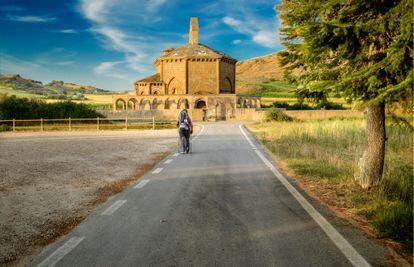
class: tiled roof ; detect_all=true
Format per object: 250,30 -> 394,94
136,73 -> 161,83
158,43 -> 236,61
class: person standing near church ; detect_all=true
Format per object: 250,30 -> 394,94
177,103 -> 193,153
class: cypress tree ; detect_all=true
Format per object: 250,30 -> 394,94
277,0 -> 413,188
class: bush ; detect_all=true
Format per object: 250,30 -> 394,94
0,124 -> 10,132
272,101 -> 290,109
264,108 -> 293,122
289,102 -> 314,110
0,95 -> 103,120
372,202 -> 413,251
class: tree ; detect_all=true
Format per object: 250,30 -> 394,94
277,0 -> 413,188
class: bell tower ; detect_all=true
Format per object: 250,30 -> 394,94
189,17 -> 199,45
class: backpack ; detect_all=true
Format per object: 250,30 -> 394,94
178,110 -> 190,131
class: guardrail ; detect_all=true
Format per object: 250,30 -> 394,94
0,117 -> 176,132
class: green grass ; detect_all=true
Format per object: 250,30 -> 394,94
248,117 -> 413,253
249,80 -> 296,98
0,84 -> 44,99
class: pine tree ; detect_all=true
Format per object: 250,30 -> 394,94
277,0 -> 413,188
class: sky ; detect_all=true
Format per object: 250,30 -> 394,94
0,0 -> 283,91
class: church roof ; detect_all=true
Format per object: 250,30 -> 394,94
157,43 -> 236,62
136,73 -> 161,83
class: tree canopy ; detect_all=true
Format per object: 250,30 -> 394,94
277,0 -> 413,108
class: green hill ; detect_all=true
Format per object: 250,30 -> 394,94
0,74 -> 112,100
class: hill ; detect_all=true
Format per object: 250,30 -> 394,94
0,74 -> 112,100
236,52 -> 285,94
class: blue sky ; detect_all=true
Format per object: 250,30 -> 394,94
0,0 -> 282,91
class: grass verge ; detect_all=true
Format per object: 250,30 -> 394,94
247,117 -> 413,259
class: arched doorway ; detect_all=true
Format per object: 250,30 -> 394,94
115,99 -> 126,111
195,99 -> 206,109
127,98 -> 138,110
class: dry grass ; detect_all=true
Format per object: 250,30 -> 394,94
284,110 -> 363,120
248,117 -> 413,257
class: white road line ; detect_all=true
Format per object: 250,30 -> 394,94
173,153 -> 179,157
239,124 -> 256,149
164,159 -> 173,164
36,236 -> 85,267
133,179 -> 149,189
192,124 -> 205,141
152,167 -> 163,174
101,200 -> 127,215
240,125 -> 371,267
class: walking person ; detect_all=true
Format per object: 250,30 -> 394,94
177,103 -> 193,153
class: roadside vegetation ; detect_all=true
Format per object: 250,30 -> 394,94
248,114 -> 413,253
0,94 -> 102,120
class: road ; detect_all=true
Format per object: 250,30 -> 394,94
32,122 -> 391,267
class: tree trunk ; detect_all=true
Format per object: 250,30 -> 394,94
357,103 -> 386,189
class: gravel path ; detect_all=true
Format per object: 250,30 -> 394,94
0,129 -> 178,266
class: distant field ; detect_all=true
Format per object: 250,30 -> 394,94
0,84 -> 43,99
250,81 -> 351,109
246,80 -> 296,98
0,84 -> 115,106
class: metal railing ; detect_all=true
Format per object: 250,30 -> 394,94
0,117 -> 175,132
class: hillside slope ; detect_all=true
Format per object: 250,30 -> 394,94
236,52 -> 285,94
0,74 -> 111,100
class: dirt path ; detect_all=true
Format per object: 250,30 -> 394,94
0,129 -> 179,266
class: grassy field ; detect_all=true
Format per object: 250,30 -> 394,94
0,84 -> 43,99
0,84 -> 115,107
245,80 -> 351,109
248,117 -> 413,254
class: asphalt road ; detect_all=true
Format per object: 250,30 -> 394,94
32,122 -> 391,267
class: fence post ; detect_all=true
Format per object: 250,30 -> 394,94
40,118 -> 43,132
97,117 -> 100,131
125,117 -> 128,130
68,117 -> 71,131
152,117 -> 155,130
12,119 -> 15,132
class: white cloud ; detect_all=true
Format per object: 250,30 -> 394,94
223,17 -> 250,34
79,0 -> 114,23
79,0 -> 173,81
223,15 -> 280,49
252,30 -> 279,48
232,39 -> 242,45
7,15 -> 56,23
58,29 -> 78,34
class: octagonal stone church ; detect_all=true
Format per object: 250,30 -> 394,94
112,17 -> 260,120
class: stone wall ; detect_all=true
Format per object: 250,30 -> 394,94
162,59 -> 186,95
219,60 -> 235,94
100,108 -> 264,122
187,59 -> 217,94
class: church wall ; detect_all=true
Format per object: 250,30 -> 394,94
187,59 -> 217,95
135,84 -> 150,95
162,59 -> 186,94
219,60 -> 235,94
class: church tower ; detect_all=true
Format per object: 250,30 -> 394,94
189,17 -> 199,45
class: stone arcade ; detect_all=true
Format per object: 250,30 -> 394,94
112,17 -> 260,121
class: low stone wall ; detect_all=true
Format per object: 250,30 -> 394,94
98,108 -> 264,122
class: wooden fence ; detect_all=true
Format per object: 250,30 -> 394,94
0,117 -> 176,132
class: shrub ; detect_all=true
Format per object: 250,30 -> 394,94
0,95 -> 103,120
0,124 -> 10,132
372,202 -> 413,251
289,102 -> 314,110
272,101 -> 290,109
264,108 -> 293,122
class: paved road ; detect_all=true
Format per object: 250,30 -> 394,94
32,122 -> 391,267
